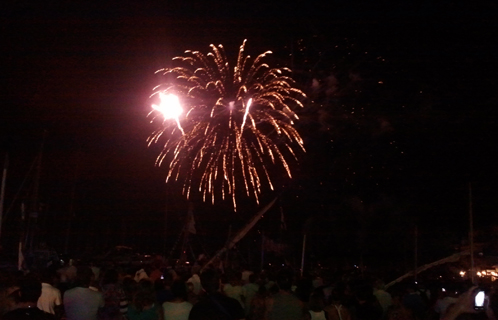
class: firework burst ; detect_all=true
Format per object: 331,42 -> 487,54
148,40 -> 306,211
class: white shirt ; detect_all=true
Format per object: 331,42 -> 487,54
187,274 -> 201,295
162,301 -> 193,320
134,268 -> 149,282
37,282 -> 62,314
309,310 -> 327,320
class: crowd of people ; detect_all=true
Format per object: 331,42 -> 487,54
1,257 -> 498,320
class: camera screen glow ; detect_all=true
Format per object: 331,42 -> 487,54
476,291 -> 485,307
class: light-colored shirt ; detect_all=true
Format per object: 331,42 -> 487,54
135,268 -> 149,282
309,310 -> 327,320
373,289 -> 392,313
187,274 -> 201,295
162,301 -> 193,320
243,283 -> 259,315
37,282 -> 62,314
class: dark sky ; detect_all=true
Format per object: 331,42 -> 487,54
1,0 -> 498,270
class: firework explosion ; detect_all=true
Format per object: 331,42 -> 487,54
148,40 -> 306,211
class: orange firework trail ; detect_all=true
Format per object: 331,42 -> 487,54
148,40 -> 306,211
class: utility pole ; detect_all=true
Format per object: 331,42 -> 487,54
301,217 -> 313,277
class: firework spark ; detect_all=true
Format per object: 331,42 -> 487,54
148,40 -> 306,211
152,93 -> 184,134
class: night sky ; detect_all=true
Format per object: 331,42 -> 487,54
1,0 -> 498,273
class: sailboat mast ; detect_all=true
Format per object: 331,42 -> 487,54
26,132 -> 46,252
469,182 -> 475,284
